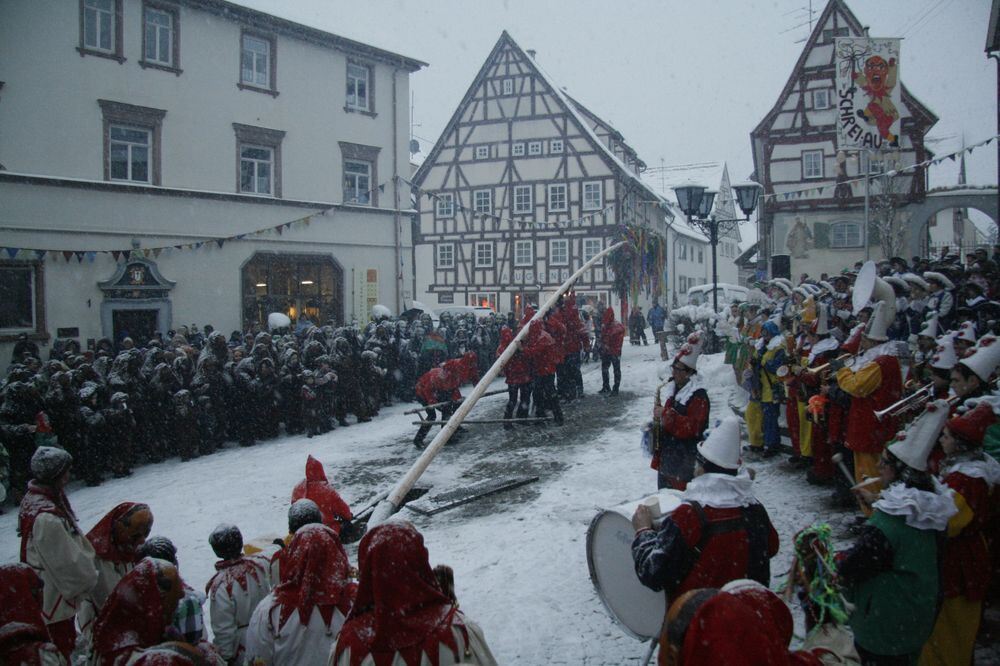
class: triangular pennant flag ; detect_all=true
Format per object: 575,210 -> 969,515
142,249 -> 150,257
35,250 -> 47,260
86,251 -> 96,263
74,251 -> 85,263
216,239 -> 225,249
4,247 -> 18,259
153,248 -> 162,258
62,251 -> 73,262
112,250 -> 123,261
174,244 -> 184,250
194,242 -> 204,249
275,225 -> 283,235
236,234 -> 246,240
949,155 -> 957,162
378,183 -> 385,193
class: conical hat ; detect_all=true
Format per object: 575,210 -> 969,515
864,301 -> 891,342
674,332 -> 703,370
930,333 -> 958,370
959,335 -> 1000,382
918,313 -> 939,339
955,321 -> 977,344
697,417 -> 742,470
888,399 -> 950,472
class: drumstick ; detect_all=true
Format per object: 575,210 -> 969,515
850,477 -> 880,491
832,453 -> 871,513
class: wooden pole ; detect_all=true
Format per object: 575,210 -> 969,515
368,240 -> 627,527
411,417 -> 549,426
402,388 -> 508,415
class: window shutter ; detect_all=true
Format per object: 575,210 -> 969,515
813,222 -> 830,249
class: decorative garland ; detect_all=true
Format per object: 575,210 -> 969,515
608,225 -> 667,301
781,523 -> 849,631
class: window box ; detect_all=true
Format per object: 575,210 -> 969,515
514,239 -> 533,266
139,1 -> 181,75
513,185 -> 532,214
547,183 -> 567,212
78,0 -> 125,63
475,242 -> 494,268
239,30 -> 278,96
100,100 -> 166,185
234,123 -> 285,197
437,243 -> 455,268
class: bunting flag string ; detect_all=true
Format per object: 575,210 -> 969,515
0,176 -> 395,262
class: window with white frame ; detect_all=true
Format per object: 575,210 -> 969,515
0,262 -> 41,334
679,242 -> 687,260
474,190 -> 492,214
582,238 -> 603,263
549,239 -> 569,266
678,275 -> 687,293
868,158 -> 885,175
109,125 -> 152,183
142,4 -> 176,68
469,292 -> 498,309
82,0 -> 118,54
528,141 -> 542,156
830,221 -> 863,248
697,248 -> 704,264
475,145 -> 490,160
346,62 -> 372,112
583,181 -> 602,210
240,33 -> 273,90
344,159 -> 372,205
550,139 -> 564,154
513,185 -> 532,214
436,193 -> 454,218
502,79 -> 513,95
512,143 -> 525,157
548,183 -> 568,212
436,243 -> 455,268
514,239 -> 533,266
475,242 -> 494,267
802,150 -> 824,179
812,89 -> 831,110
240,144 -> 274,195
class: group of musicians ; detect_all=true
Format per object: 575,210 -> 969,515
635,256 -> 1000,665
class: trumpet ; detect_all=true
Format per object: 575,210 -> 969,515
806,353 -> 853,375
874,383 -> 934,421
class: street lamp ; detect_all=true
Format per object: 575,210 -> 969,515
675,180 -> 763,318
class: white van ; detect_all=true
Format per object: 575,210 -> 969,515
685,283 -> 748,309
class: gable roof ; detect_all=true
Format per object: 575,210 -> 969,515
413,31 -> 659,203
751,0 -> 937,139
639,162 -> 744,246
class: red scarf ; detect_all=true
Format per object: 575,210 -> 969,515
17,480 -> 78,562
91,559 -> 168,664
290,455 -> 353,534
334,523 -> 467,666
0,564 -> 53,665
272,524 -> 356,631
87,501 -> 147,564
206,557 -> 267,598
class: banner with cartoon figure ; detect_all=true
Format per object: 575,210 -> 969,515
835,37 -> 901,150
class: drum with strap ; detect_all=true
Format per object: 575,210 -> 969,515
586,489 -> 683,639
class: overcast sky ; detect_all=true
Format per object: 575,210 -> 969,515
240,0 -> 996,197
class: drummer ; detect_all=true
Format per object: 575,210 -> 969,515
651,334 -> 709,490
631,417 -> 779,600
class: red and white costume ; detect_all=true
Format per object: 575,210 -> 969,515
0,563 -> 67,665
290,456 -> 353,536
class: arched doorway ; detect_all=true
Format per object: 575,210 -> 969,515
901,189 -> 998,258
241,252 -> 344,330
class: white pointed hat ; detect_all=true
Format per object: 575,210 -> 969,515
924,271 -> 955,290
959,335 -> 1000,382
770,281 -> 792,296
864,301 -> 891,342
902,272 -> 930,291
955,321 -> 977,344
673,331 -> 703,370
930,333 -> 958,370
888,399 -> 950,472
918,313 -> 939,339
814,301 -> 831,336
697,417 -> 742,470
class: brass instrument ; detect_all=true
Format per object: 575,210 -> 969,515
805,353 -> 853,375
873,383 -> 934,421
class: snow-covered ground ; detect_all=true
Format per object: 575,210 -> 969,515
2,343 -> 854,663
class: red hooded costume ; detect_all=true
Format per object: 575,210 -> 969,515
497,327 -> 531,386
91,559 -> 171,665
290,456 -> 353,534
0,564 -> 62,666
270,524 -> 356,631
600,307 -> 625,356
415,354 -> 476,406
560,295 -> 584,355
524,321 -> 558,377
18,480 -> 77,563
333,523 -> 470,666
87,501 -> 149,565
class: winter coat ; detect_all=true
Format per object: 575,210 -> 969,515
245,596 -> 347,666
497,328 -> 531,386
654,381 -> 710,489
599,309 -> 625,356
0,564 -> 67,665
331,612 -> 497,666
207,557 -> 272,663
835,349 -> 902,454
415,368 -> 461,406
18,482 -> 98,625
524,323 -> 558,377
544,316 -> 567,358
290,456 -> 353,535
647,305 -> 667,331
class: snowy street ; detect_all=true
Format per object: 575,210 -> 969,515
1,342 -> 856,663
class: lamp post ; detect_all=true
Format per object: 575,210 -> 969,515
674,180 -> 764,321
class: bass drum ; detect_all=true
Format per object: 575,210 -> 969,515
586,489 -> 683,640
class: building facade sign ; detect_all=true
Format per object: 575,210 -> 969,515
835,37 -> 902,150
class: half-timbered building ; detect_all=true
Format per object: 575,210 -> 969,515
412,32 -> 668,317
751,0 -> 937,280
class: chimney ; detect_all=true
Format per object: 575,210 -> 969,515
527,49 -> 536,59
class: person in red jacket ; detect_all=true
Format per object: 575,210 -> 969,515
290,455 -> 353,536
632,417 -> 779,599
0,563 -> 66,665
497,326 -> 531,430
599,307 -> 626,395
412,352 -> 478,448
524,320 -> 563,426
544,309 -> 567,399
559,295 -> 585,401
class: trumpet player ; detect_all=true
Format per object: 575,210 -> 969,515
833,300 -> 903,511
798,304 -> 840,485
651,334 -> 709,491
748,320 -> 786,458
